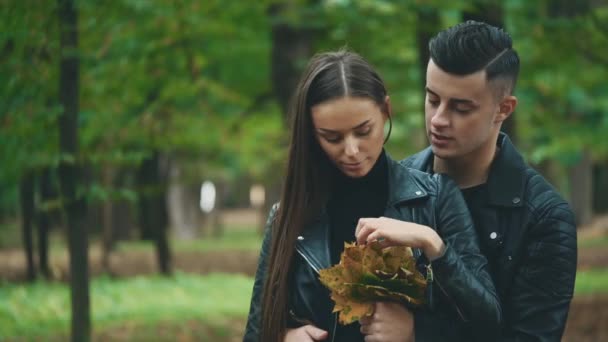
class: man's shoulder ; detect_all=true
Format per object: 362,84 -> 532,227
493,134 -> 573,223
516,166 -> 576,239
400,147 -> 432,170
521,166 -> 571,215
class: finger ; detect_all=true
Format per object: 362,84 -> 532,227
355,218 -> 368,239
356,227 -> 369,245
359,315 -> 372,326
366,230 -> 382,244
303,325 -> 328,341
357,222 -> 376,245
364,335 -> 379,342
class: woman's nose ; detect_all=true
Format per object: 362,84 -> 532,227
344,136 -> 359,157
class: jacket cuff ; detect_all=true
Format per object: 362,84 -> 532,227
429,243 -> 458,278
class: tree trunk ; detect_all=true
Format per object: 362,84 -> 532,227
415,6 -> 440,91
58,0 -> 90,340
211,181 -> 224,238
19,171 -> 36,282
167,163 -> 202,239
462,3 -> 516,143
568,151 -> 593,226
593,162 -> 608,213
268,2 -> 315,117
414,7 -> 440,148
262,2 -> 318,233
101,165 -> 114,274
37,167 -> 53,279
137,151 -> 171,275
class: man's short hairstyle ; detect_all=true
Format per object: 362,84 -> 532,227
429,20 -> 520,97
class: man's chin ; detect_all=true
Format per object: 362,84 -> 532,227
431,146 -> 457,160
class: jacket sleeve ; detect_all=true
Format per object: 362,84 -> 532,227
430,174 -> 502,339
243,203 -> 279,342
498,202 -> 577,341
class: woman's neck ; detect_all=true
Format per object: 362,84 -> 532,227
333,150 -> 387,188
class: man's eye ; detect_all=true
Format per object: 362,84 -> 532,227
454,108 -> 472,114
428,99 -> 439,106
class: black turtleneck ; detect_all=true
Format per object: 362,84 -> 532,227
328,150 -> 389,263
326,150 -> 389,341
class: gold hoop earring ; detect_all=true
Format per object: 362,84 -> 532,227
383,115 -> 392,145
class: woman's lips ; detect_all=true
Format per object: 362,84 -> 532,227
341,161 -> 363,171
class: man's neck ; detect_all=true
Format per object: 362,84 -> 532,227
433,138 -> 498,189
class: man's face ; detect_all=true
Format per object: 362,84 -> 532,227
424,59 -> 505,161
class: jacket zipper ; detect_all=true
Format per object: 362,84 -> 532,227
295,247 -> 337,342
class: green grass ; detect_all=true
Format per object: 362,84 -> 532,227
0,272 -> 254,340
575,269 -> 608,295
115,227 -> 262,253
578,235 -> 608,248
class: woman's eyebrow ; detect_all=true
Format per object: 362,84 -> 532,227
317,120 -> 371,133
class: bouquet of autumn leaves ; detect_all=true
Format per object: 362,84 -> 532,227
318,241 -> 428,324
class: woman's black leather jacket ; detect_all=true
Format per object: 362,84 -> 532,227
243,156 -> 501,341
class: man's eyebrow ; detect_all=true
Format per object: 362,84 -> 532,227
318,120 -> 371,133
425,87 -> 477,105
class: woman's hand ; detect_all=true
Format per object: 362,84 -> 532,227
355,217 -> 446,261
284,325 -> 328,342
359,302 -> 415,342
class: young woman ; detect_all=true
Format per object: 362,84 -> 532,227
243,50 -> 500,342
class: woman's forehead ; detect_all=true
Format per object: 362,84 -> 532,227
311,97 -> 382,131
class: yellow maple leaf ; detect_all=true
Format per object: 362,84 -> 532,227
319,242 -> 428,325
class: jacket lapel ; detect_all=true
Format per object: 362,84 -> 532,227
295,211 -> 332,273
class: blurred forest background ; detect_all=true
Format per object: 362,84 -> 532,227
1,0 -> 608,341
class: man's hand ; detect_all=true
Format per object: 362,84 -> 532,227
359,302 -> 414,342
284,325 -> 328,342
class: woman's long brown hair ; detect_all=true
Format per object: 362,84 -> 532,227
259,50 -> 389,342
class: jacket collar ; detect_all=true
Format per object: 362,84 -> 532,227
385,153 -> 429,205
486,133 -> 527,207
405,132 -> 526,207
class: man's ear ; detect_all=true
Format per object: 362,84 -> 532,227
495,95 -> 518,123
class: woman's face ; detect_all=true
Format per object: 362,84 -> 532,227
311,96 -> 389,178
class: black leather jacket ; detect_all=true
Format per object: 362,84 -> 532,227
244,155 -> 501,342
401,133 -> 577,341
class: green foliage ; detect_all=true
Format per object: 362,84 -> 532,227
575,269 -> 608,295
2,0 -> 608,213
508,1 -> 608,164
0,272 -> 253,339
0,1 -> 61,210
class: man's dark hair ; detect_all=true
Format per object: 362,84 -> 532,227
429,20 -> 520,96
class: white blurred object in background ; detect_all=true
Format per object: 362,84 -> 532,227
200,181 -> 216,214
249,184 -> 265,208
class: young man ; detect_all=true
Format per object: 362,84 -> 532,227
401,20 -> 577,341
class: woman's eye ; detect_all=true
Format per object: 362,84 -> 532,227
428,99 -> 439,106
324,136 -> 341,143
355,128 -> 371,137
